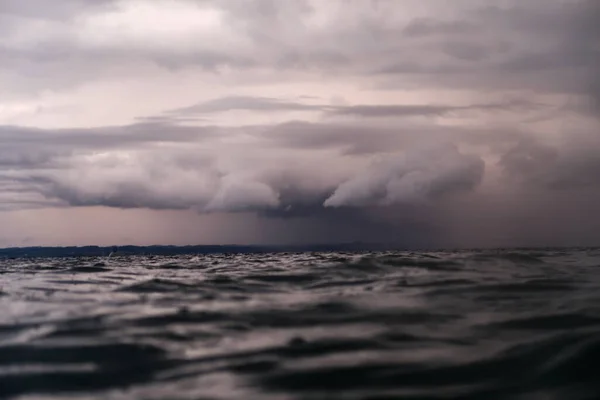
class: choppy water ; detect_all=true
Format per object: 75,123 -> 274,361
2,249 -> 600,399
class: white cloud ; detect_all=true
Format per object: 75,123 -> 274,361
205,174 -> 280,212
75,0 -> 245,54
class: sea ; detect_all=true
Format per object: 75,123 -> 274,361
1,248 -> 600,399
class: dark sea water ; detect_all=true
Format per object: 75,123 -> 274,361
2,249 -> 600,400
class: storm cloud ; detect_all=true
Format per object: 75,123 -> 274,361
0,0 -> 599,247
325,144 -> 484,207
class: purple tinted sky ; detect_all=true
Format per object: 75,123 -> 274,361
0,0 -> 599,247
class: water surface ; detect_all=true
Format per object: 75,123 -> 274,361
2,249 -> 600,399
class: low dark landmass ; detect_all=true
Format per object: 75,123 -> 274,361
1,244 -> 597,258
0,242 -> 400,258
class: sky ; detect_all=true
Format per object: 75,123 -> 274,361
0,0 -> 599,248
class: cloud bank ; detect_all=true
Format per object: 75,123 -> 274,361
325,144 -> 484,207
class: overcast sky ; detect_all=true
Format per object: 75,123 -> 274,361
0,0 -> 599,248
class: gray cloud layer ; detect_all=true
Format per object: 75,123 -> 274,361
1,0 -> 599,247
1,1 -> 597,95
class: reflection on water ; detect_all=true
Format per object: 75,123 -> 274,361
1,249 -> 600,399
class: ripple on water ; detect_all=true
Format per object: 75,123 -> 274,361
0,249 -> 599,399
117,279 -> 197,293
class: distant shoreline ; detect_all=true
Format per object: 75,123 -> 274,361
0,243 -> 395,258
1,244 -> 598,258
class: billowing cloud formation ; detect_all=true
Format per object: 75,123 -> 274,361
325,144 -> 484,207
1,0 -> 599,247
13,137 -> 484,214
